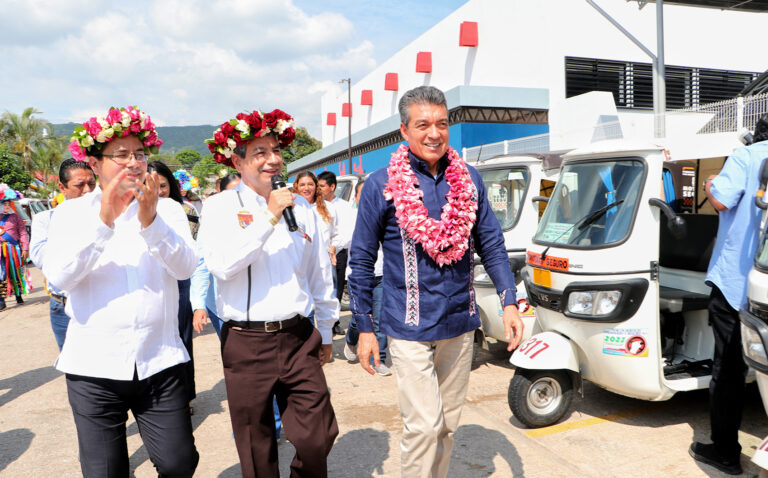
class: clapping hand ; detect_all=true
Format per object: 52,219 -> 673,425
99,170 -> 135,228
134,171 -> 159,229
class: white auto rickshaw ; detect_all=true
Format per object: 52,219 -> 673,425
470,151 -> 564,344
740,158 -> 768,477
507,136 -> 745,428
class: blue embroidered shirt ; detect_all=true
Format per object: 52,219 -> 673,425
348,150 -> 517,341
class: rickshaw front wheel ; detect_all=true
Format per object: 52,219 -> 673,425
508,368 -> 573,428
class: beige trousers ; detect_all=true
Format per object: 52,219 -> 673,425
388,330 -> 474,478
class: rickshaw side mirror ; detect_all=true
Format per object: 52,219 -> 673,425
531,196 -> 549,205
649,198 -> 687,240
755,158 -> 768,210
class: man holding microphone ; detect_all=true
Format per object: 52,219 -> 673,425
199,108 -> 339,478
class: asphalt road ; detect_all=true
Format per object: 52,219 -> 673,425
1,267 -> 767,477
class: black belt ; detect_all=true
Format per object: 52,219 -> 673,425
227,314 -> 304,332
50,293 -> 66,305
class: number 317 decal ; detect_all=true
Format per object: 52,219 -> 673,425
517,337 -> 550,359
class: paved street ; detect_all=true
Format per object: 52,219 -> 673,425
1,267 -> 767,477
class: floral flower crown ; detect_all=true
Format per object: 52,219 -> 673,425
0,184 -> 23,202
68,106 -> 163,162
205,109 -> 296,167
173,169 -> 199,191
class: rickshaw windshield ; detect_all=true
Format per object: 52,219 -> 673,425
335,181 -> 353,202
533,159 -> 645,248
478,167 -> 529,230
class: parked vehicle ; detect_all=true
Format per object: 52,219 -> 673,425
335,173 -> 365,204
740,158 -> 768,477
507,136 -> 749,428
470,151 -> 564,345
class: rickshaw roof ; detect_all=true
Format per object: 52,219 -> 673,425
563,133 -> 742,163
474,150 -> 569,170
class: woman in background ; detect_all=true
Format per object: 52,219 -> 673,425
293,171 -> 338,267
147,161 -> 197,413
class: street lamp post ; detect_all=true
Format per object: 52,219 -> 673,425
339,78 -> 352,175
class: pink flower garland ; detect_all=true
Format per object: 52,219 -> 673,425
383,144 -> 477,267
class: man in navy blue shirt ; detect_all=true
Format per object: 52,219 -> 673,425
348,86 -> 523,477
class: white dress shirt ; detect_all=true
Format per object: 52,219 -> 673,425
312,202 -> 338,253
30,208 -> 64,296
197,181 -> 338,344
328,196 -> 355,251
43,189 -> 198,380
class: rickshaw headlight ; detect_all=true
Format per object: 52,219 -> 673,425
567,290 -> 622,316
741,324 -> 768,366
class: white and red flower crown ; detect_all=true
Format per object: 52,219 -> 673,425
206,109 -> 296,167
68,106 -> 163,162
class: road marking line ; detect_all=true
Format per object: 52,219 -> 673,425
525,406 -> 652,438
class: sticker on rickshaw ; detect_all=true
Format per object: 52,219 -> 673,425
527,252 -> 569,272
602,328 -> 649,357
517,337 -> 550,359
532,267 -> 552,288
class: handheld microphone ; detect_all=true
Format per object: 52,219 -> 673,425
270,174 -> 298,232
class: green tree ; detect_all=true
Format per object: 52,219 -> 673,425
192,156 -> 235,189
0,144 -> 33,192
30,136 -> 68,196
176,149 -> 202,168
281,127 -> 321,175
0,107 -> 53,170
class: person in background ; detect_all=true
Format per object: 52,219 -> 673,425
183,188 -> 203,215
348,86 -> 522,477
30,158 -> 96,350
293,171 -> 338,268
148,161 -> 198,414
45,106 -> 198,477
191,172 -> 241,338
199,108 -> 338,477
689,114 -> 768,475
0,185 -> 30,310
317,171 -> 355,335
343,180 -> 390,376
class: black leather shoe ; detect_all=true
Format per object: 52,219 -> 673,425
332,321 -> 343,335
689,442 -> 742,475
15,296 -> 23,305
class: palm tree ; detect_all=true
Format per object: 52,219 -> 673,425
31,136 -> 67,196
0,107 -> 54,170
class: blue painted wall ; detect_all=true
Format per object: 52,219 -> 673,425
310,122 -> 549,177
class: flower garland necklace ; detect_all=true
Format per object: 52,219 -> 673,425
383,144 -> 477,267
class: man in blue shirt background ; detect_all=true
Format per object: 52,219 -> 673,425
348,86 -> 523,477
690,114 -> 768,475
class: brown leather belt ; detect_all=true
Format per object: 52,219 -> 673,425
50,293 -> 67,306
226,314 -> 304,332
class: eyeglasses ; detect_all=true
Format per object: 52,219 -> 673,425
102,151 -> 147,165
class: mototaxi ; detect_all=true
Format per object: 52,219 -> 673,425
470,151 -> 564,345
507,137 -> 744,428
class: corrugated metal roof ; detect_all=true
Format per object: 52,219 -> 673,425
635,0 -> 768,12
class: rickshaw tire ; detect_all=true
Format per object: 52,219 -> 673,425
508,368 -> 574,428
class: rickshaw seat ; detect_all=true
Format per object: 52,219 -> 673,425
659,286 -> 710,313
659,214 -> 718,272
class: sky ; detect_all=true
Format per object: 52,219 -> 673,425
0,0 -> 467,138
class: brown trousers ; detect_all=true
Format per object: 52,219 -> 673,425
221,319 -> 338,478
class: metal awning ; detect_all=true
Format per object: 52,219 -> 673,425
631,1 -> 768,12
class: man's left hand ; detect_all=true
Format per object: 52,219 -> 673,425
503,304 -> 524,351
319,344 -> 333,366
135,171 -> 159,229
21,250 -> 28,262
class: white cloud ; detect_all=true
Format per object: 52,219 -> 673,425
0,0 -> 378,139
